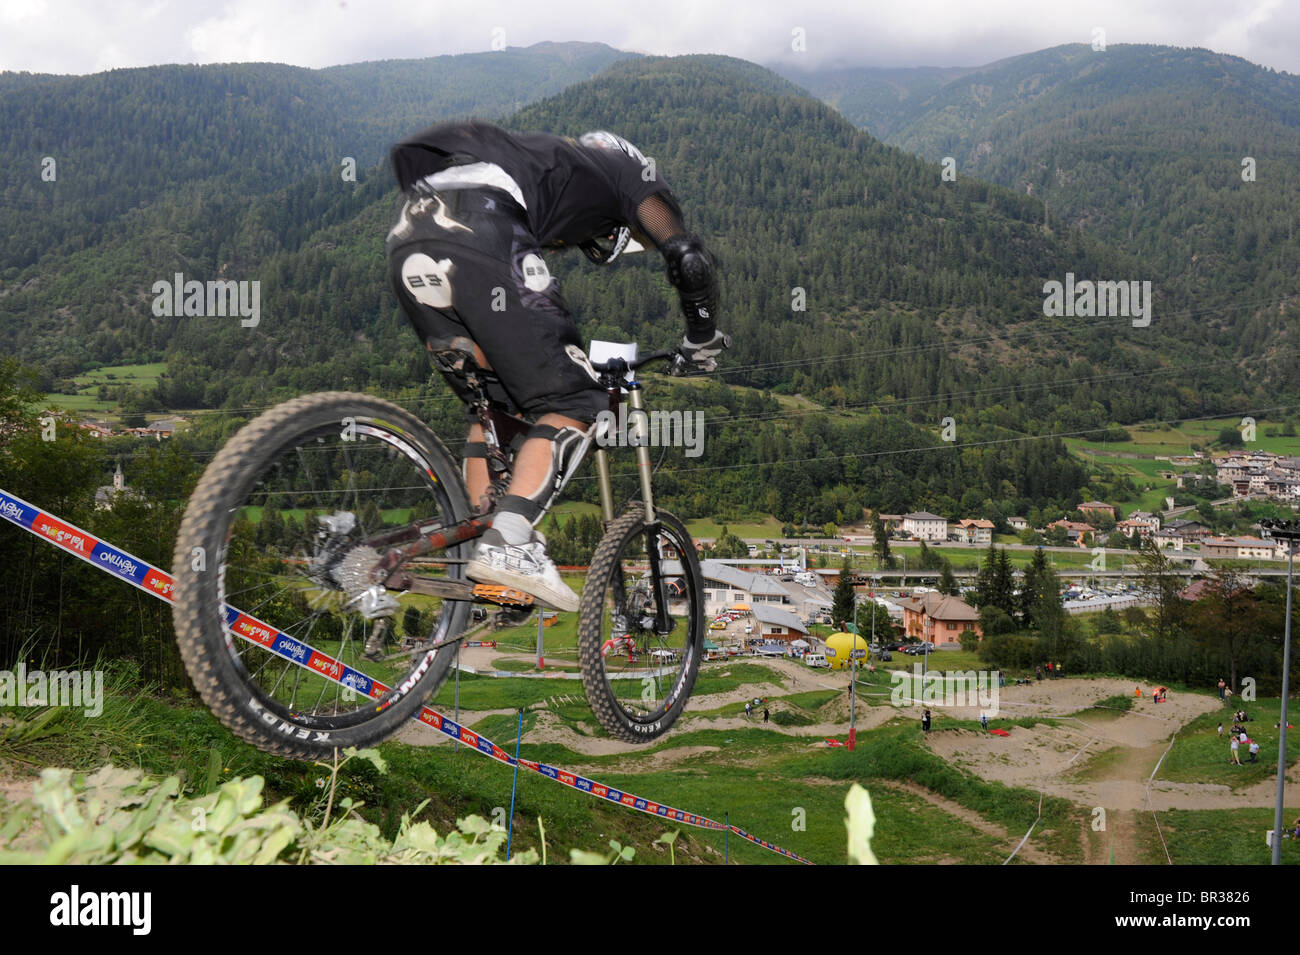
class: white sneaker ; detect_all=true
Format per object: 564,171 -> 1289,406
466,529 -> 580,612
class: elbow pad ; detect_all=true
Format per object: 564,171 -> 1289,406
661,234 -> 719,339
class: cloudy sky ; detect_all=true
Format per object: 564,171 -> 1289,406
1,0 -> 1297,75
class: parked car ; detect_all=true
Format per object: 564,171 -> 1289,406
804,653 -> 829,669
709,621 -> 726,631
875,649 -> 893,661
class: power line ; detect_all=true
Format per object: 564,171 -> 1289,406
692,350 -> 1300,428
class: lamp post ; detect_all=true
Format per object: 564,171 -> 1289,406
851,596 -> 860,744
1261,518 -> 1298,866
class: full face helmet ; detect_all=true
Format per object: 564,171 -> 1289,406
576,130 -> 650,264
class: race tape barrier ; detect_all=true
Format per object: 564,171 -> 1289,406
0,488 -> 812,865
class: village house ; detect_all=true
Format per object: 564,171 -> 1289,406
1263,471 -> 1300,501
874,514 -> 904,532
952,518 -> 995,544
1200,536 -> 1281,561
1164,519 -> 1211,544
1047,519 -> 1095,547
697,560 -> 831,622
1077,501 -> 1116,521
902,511 -> 948,541
1151,527 -> 1184,551
900,592 -> 982,647
1008,516 -> 1029,531
1116,510 -> 1160,539
77,420 -> 115,438
750,603 -> 810,643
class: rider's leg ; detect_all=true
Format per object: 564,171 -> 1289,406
463,422 -> 489,512
491,412 -> 589,545
450,336 -> 586,532
387,208 -> 603,609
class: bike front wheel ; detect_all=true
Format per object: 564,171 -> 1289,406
171,392 -> 472,760
577,506 -> 704,742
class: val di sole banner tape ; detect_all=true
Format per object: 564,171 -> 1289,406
0,488 -> 812,865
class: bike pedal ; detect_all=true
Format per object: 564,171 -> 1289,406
472,583 -> 535,607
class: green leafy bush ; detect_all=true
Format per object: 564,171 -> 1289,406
0,763 -> 539,865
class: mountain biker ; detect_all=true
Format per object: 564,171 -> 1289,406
385,120 -> 727,612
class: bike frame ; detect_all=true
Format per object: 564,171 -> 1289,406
368,348 -> 678,621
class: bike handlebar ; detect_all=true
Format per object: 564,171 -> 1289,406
590,335 -> 732,378
590,348 -> 682,375
591,349 -> 676,372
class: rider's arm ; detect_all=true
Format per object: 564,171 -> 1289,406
634,195 -> 720,344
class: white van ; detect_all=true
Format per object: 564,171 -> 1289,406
804,653 -> 829,669
795,572 -> 819,587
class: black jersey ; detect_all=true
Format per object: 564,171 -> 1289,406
389,120 -> 683,247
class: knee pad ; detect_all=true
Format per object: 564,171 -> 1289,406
497,423 -> 593,524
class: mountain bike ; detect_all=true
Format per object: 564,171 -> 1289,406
170,342 -> 707,759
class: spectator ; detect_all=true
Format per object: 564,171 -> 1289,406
922,709 -> 932,733
998,669 -> 1005,688
763,708 -> 770,723
1248,740 -> 1260,763
1217,677 -> 1226,700
1036,665 -> 1043,681
1230,736 -> 1241,765
1217,723 -> 1223,740
1046,661 -> 1054,678
1057,661 -> 1064,679
980,713 -> 989,731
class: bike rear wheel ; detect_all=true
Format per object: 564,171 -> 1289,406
577,506 -> 704,742
171,392 -> 472,760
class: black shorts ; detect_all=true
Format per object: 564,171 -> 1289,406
385,187 -> 607,424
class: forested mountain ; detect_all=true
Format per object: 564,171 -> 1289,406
778,44 -> 1300,362
2,50 -> 1296,530
770,63 -> 974,139
0,41 -> 631,274
4,44 -> 1298,698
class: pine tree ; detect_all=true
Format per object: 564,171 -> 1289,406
973,540 -> 998,608
938,560 -> 959,596
873,512 -> 892,569
994,547 -> 1016,616
1135,538 -> 1185,640
832,562 -> 856,632
1021,547 -> 1063,637
1020,548 -> 1044,624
